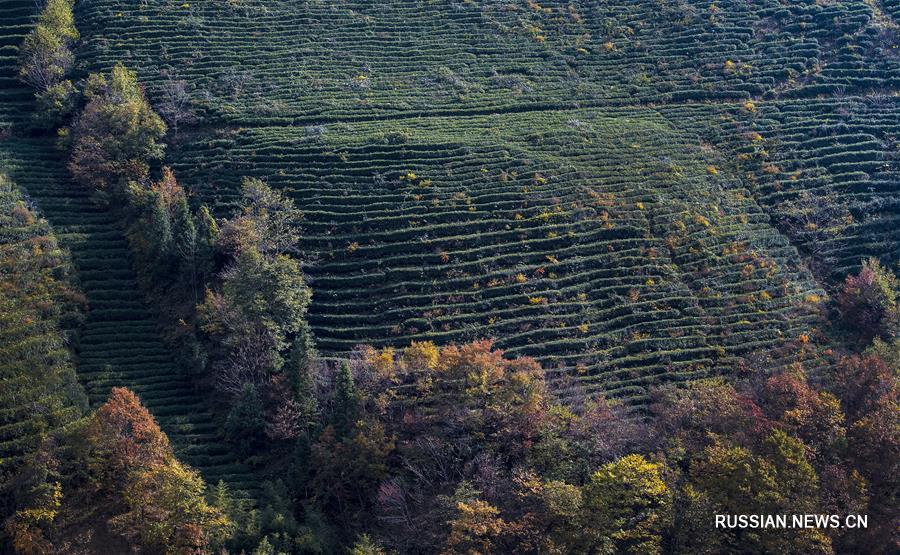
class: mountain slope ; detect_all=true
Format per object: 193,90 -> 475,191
0,139 -> 258,495
0,170 -> 86,483
0,0 -> 259,495
61,0 -> 900,402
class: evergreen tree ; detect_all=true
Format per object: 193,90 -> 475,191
172,193 -> 196,264
331,362 -> 358,438
146,190 -> 173,265
284,332 -> 319,437
195,204 -> 220,280
225,384 -> 267,457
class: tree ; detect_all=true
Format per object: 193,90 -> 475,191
837,258 -> 899,342
198,179 -> 311,396
68,63 -> 167,192
443,499 -> 508,555
220,250 -> 310,349
401,340 -> 440,373
331,362 -> 358,438
287,323 -> 318,396
3,449 -> 63,555
109,460 -> 232,554
17,0 -> 78,92
33,79 -> 77,129
194,204 -> 220,281
172,191 -> 196,266
439,339 -> 506,395
156,75 -> 196,134
582,454 -> 672,555
218,178 -> 303,258
199,248 -> 311,394
52,388 -> 232,553
651,378 -> 771,453
86,387 -> 170,487
350,534 -> 386,555
688,438 -> 831,554
266,332 -> 319,441
147,189 -> 174,260
759,369 -> 846,460
225,384 -> 267,457
533,478 -> 584,551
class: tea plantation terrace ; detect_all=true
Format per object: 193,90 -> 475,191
170,109 -> 826,403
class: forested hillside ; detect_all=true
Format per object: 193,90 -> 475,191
0,0 -> 898,553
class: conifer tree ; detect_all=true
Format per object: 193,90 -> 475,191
225,384 -> 267,456
331,362 -> 358,438
285,331 -> 319,435
147,190 -> 173,261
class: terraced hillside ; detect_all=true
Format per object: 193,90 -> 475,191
75,0 -> 899,125
0,171 -> 85,481
0,0 -> 36,129
659,97 -> 900,279
0,0 -> 257,496
5,0 -> 897,404
0,139 -> 257,496
171,109 -> 824,401
58,0 -> 900,402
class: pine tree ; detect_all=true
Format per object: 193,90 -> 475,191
194,204 -> 220,288
225,384 -> 267,457
147,190 -> 173,262
285,331 -> 319,436
172,193 -> 198,299
331,362 -> 358,438
290,321 -> 318,382
172,193 -> 196,264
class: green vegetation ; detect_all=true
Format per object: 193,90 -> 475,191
1,0 -> 899,552
837,257 -> 900,342
17,0 -> 77,92
67,63 -> 167,193
0,171 -> 86,491
74,0 -> 900,124
257,337 -> 895,553
172,111 -> 825,403
199,178 -> 311,396
657,98 -> 900,281
0,137 -> 257,498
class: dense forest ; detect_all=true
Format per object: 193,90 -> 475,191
0,0 -> 898,553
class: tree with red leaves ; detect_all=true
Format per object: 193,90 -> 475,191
837,258 -> 899,342
85,387 -> 170,488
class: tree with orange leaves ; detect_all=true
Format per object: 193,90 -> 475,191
83,388 -> 231,553
85,387 -> 170,488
